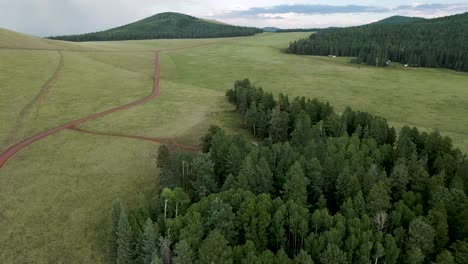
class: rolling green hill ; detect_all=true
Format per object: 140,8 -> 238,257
48,12 -> 262,41
287,12 -> 468,72
372,15 -> 425,25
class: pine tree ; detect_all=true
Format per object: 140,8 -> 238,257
245,102 -> 258,136
140,219 -> 158,264
367,181 -> 391,216
291,111 -> 312,146
283,162 -> 309,205
294,249 -> 314,264
269,109 -> 289,143
205,198 -> 237,243
390,159 -> 409,199
276,248 -> 292,264
435,250 -> 455,264
191,153 -> 218,201
110,201 -> 122,264
117,211 -> 135,264
428,204 -> 449,251
172,240 -> 194,264
157,145 -> 171,168
197,230 -> 233,264
408,217 -> 435,256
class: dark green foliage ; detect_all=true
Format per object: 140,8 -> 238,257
197,230 -> 233,264
205,198 -> 237,243
283,162 -> 309,205
372,16 -> 426,25
157,145 -> 170,169
140,219 -> 159,264
191,153 -> 218,201
451,240 -> 468,264
408,217 -> 435,255
172,240 -> 194,264
287,13 -> 468,72
117,211 -> 135,264
110,201 -> 122,264
109,79 -> 468,264
294,249 -> 314,264
150,255 -> 163,264
269,109 -> 290,143
49,12 -> 261,41
435,250 -> 455,264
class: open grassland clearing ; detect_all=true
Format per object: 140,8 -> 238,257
0,130 -> 157,263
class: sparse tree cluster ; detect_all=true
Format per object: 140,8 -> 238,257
109,79 -> 468,264
287,13 -> 468,72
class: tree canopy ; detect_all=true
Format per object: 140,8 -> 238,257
109,79 -> 468,264
287,12 -> 468,72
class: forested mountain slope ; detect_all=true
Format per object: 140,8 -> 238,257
287,12 -> 468,72
49,12 -> 261,41
371,15 -> 425,25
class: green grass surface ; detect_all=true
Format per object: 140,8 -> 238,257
1,30 -> 467,263
0,50 -> 59,150
0,131 -> 157,263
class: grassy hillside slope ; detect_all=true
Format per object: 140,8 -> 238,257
49,12 -> 261,41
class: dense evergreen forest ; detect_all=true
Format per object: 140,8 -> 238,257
109,79 -> 468,264
371,16 -> 426,25
48,13 -> 261,41
287,13 -> 468,72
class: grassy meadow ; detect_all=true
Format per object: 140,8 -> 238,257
0,29 -> 467,263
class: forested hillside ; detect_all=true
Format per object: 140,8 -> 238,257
109,79 -> 468,263
371,16 -> 425,25
48,12 -> 261,41
287,13 -> 468,72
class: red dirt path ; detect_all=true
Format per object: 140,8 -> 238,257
0,37 -> 249,168
0,52 -> 161,168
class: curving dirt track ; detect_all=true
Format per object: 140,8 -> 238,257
68,127 -> 199,152
0,52 -> 160,168
0,37 -> 251,168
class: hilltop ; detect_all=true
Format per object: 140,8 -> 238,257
262,27 -> 281,32
48,12 -> 261,41
372,15 -> 426,25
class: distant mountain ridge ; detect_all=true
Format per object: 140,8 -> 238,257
49,12 -> 262,41
372,15 -> 426,25
262,27 -> 281,32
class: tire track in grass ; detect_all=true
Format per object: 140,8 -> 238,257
1,50 -> 64,150
0,37 -> 248,168
0,52 -> 160,168
67,127 -> 199,152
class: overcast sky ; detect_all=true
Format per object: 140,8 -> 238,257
1,0 -> 468,36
